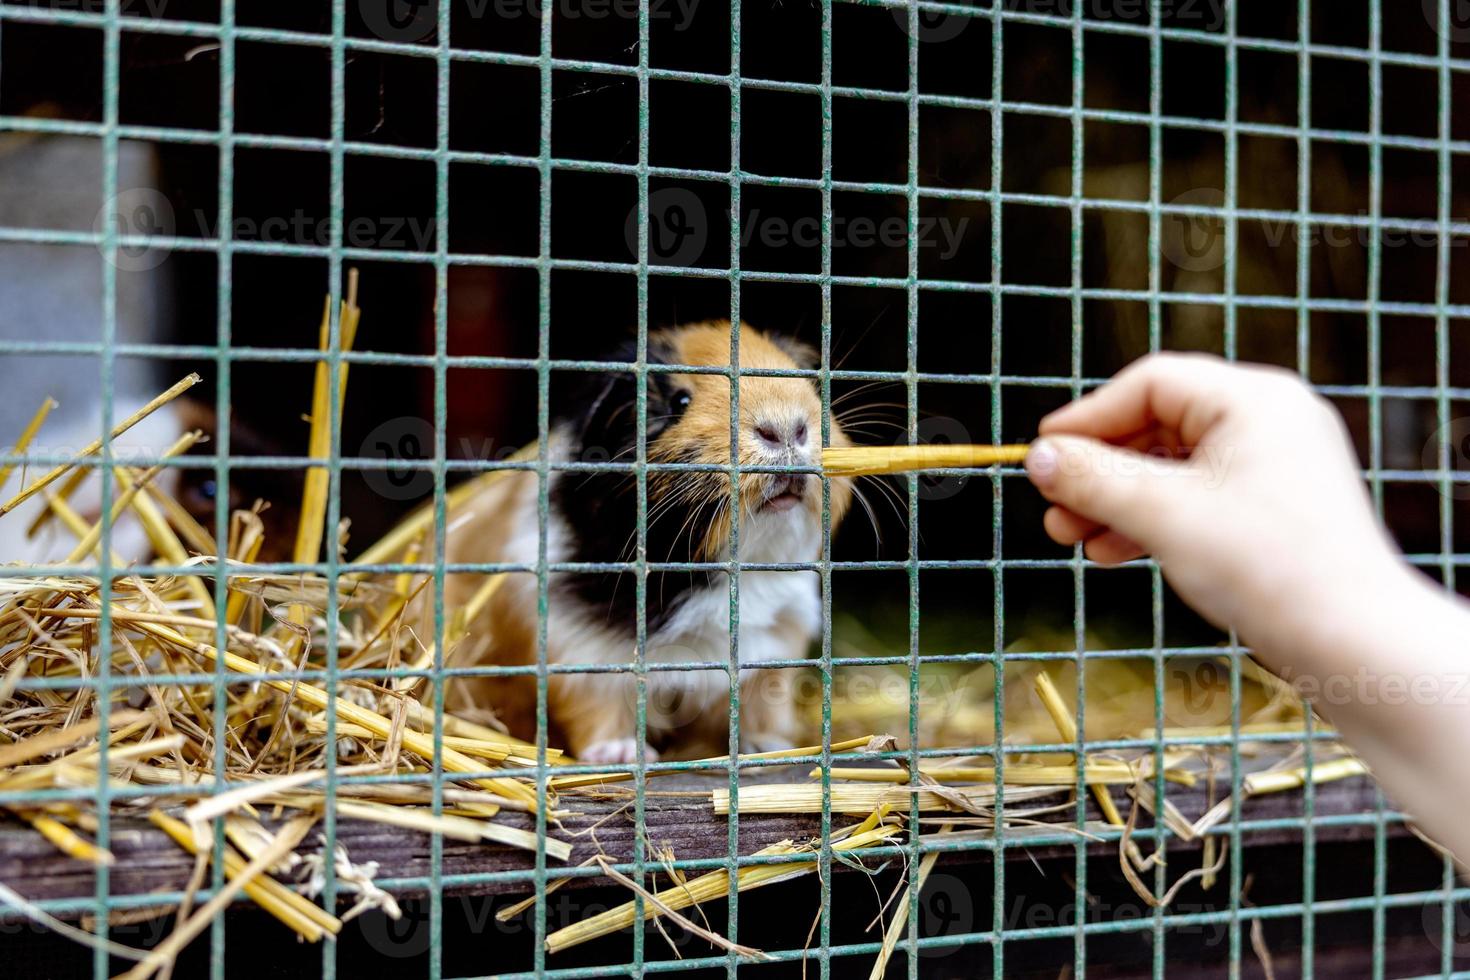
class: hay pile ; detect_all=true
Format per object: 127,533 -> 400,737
0,285 -> 1369,974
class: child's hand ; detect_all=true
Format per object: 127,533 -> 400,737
1025,352 -> 1406,668
1029,351 -> 1470,866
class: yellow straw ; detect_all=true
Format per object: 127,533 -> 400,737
820,444 -> 1029,477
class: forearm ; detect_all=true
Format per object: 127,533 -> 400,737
1263,562 -> 1470,863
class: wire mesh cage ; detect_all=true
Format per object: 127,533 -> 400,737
1,0 -> 1470,977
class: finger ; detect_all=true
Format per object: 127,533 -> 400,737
1083,529 -> 1148,566
1025,434 -> 1199,545
1042,505 -> 1105,546
1038,352 -> 1260,445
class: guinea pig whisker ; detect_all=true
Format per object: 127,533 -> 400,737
845,480 -> 884,551
835,422 -> 908,439
603,493 -> 692,620
832,402 -> 909,422
859,473 -> 910,531
829,379 -> 903,408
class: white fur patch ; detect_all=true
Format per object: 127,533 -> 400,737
513,462 -> 824,743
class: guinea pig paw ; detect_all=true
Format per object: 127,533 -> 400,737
580,738 -> 658,765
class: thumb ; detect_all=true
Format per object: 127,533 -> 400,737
1025,435 -> 1198,542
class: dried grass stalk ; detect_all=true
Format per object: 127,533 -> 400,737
815,762 -> 1195,788
124,814 -> 322,980
293,275 -> 362,566
148,810 -> 339,942
713,783 -> 1063,815
0,397 -> 56,491
551,734 -> 879,790
821,444 -> 1029,477
868,822 -> 952,980
1033,672 -> 1135,846
26,813 -> 114,866
545,808 -> 901,954
1243,757 -> 1367,795
0,372 -> 201,516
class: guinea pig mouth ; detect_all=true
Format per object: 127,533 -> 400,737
760,474 -> 806,513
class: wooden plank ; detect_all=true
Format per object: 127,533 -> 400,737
0,774 -> 1394,907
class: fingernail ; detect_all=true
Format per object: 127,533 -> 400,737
1026,440 -> 1059,490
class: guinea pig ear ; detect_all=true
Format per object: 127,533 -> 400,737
767,332 -> 819,370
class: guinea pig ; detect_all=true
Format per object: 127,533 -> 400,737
435,321 -> 853,763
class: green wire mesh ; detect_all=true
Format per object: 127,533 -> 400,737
0,1 -> 1467,978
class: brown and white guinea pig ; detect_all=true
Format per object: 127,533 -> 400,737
437,321 -> 852,763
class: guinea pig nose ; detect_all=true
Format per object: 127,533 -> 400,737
793,421 -> 809,444
754,423 -> 783,447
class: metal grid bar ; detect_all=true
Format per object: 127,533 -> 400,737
0,1 -> 1463,977
988,5 -> 1008,977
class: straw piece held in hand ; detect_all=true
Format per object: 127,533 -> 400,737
820,443 -> 1030,477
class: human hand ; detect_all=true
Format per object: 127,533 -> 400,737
1024,352 -> 1408,669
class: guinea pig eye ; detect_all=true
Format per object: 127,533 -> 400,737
670,390 -> 692,416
